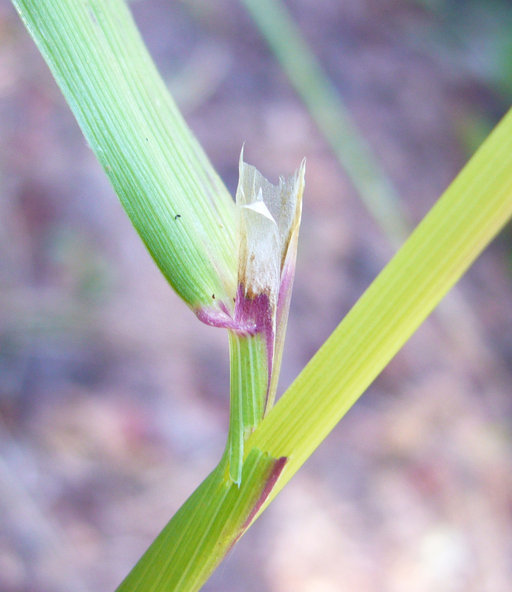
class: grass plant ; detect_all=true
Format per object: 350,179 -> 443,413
11,1 -> 512,591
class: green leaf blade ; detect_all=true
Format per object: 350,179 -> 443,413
13,0 -> 237,310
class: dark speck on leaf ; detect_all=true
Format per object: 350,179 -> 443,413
174,214 -> 181,220
212,294 -> 215,299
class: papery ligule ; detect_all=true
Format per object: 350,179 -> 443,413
235,152 -> 305,408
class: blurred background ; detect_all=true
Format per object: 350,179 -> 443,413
1,0 -> 512,591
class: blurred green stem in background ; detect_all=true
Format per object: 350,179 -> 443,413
241,0 -> 410,245
239,0 -> 501,368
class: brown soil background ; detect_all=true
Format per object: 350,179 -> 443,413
1,1 -> 511,591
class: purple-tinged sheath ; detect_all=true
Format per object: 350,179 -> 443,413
196,151 -> 304,484
196,152 -> 305,412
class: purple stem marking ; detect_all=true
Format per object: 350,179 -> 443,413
228,455 -> 288,553
241,455 -> 288,530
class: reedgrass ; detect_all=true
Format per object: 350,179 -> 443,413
11,1 -> 512,590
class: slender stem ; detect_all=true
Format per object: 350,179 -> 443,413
226,331 -> 268,483
116,449 -> 286,592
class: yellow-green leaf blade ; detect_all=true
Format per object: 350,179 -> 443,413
248,107 -> 512,510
